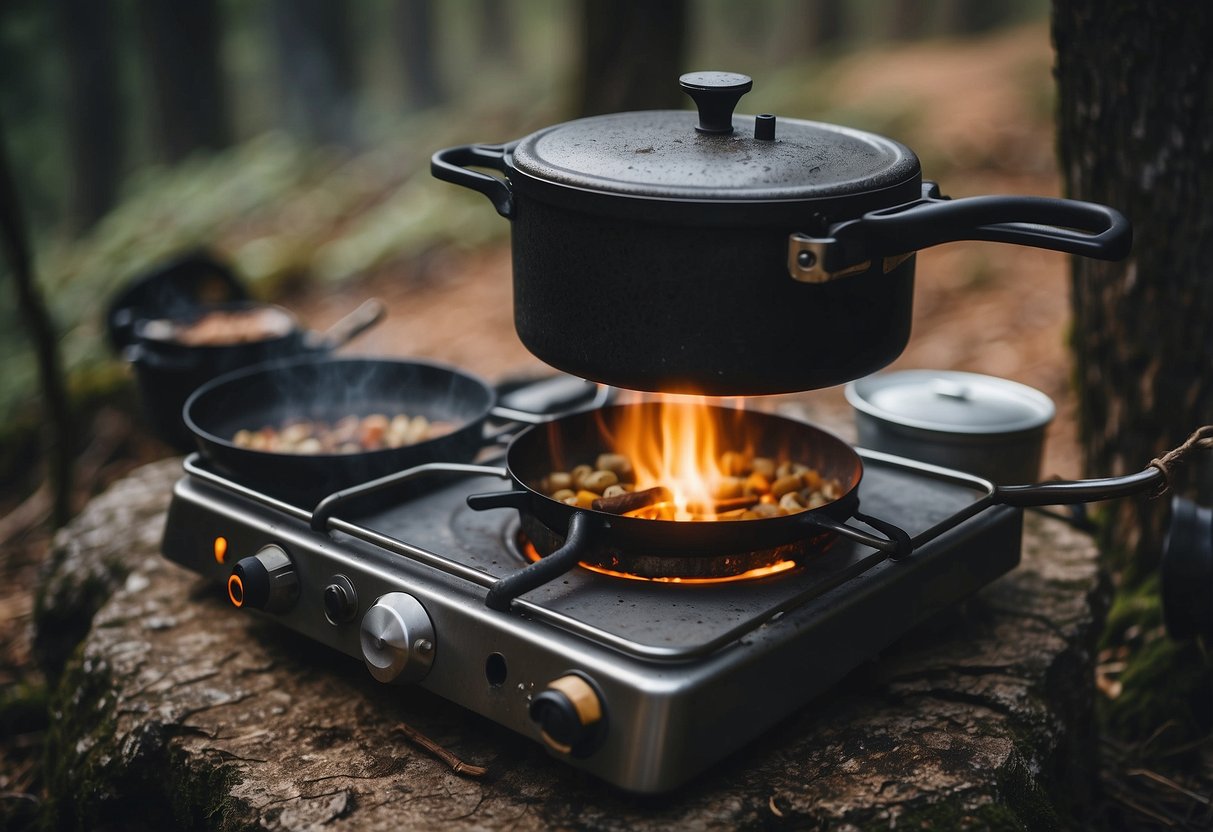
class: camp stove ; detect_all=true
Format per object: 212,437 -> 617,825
161,437 -> 1021,793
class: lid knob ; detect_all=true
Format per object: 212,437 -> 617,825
679,71 -> 753,135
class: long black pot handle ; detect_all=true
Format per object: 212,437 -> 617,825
790,184 -> 1132,282
802,510 -> 913,560
430,143 -> 516,219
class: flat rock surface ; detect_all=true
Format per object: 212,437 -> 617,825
37,457 -> 1105,831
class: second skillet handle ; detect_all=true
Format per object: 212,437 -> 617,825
804,511 -> 913,560
790,183 -> 1132,282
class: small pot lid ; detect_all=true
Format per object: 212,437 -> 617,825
845,370 -> 1056,435
508,71 -> 919,202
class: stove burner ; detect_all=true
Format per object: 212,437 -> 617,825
513,534 -> 800,584
516,513 -> 824,579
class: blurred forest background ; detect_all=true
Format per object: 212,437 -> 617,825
1,1 -> 1209,830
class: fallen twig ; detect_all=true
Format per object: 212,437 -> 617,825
392,722 -> 487,778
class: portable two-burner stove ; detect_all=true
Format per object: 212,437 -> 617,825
162,433 -> 1021,793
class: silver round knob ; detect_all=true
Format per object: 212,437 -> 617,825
359,592 -> 435,684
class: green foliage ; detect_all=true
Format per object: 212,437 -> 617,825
1098,573 -> 1212,744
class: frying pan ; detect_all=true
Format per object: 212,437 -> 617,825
467,406 -> 1213,610
466,404 -> 911,602
129,299 -> 386,451
185,355 -> 505,506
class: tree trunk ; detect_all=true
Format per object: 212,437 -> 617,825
395,0 -> 444,109
1053,1 -> 1213,580
0,116 -> 73,528
270,0 -> 358,146
135,0 -> 230,161
940,0 -> 1015,36
575,0 -> 688,117
54,0 -> 124,228
886,0 -> 934,41
805,0 -> 847,49
475,0 -> 514,66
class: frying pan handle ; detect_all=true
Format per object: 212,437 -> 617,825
992,426 -> 1213,506
804,511 -> 913,560
992,467 -> 1164,507
305,299 -> 386,351
484,511 -> 600,611
789,183 -> 1132,282
431,143 -> 516,219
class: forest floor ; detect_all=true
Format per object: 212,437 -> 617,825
2,22 -> 1209,830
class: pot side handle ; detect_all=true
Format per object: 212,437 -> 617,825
431,143 -> 516,219
790,184 -> 1132,282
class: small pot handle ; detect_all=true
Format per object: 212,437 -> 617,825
430,143 -> 516,219
802,510 -> 913,560
790,183 -> 1132,282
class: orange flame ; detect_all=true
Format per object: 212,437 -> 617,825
608,394 -> 745,522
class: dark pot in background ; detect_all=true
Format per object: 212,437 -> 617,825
105,250 -> 248,353
107,251 -> 385,451
126,299 -> 384,451
432,71 -> 1131,395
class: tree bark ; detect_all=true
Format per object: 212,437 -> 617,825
575,0 -> 688,117
135,0 -> 230,162
1053,1 -> 1213,579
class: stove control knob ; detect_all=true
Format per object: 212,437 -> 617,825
530,674 -> 607,756
228,545 -> 298,614
360,592 -> 435,684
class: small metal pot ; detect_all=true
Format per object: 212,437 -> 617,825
844,370 -> 1055,484
433,71 -> 1131,395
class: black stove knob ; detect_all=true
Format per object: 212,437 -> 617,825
529,674 -> 607,757
228,545 -> 298,614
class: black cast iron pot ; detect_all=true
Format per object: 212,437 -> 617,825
432,71 -> 1132,396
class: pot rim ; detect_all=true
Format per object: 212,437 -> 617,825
845,370 -> 1056,436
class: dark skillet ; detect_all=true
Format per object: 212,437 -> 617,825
467,404 -> 911,598
185,355 -> 497,507
469,408 -> 1213,610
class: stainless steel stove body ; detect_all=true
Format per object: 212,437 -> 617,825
162,450 -> 1021,793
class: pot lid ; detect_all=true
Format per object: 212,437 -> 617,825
845,370 -> 1055,435
508,71 -> 919,201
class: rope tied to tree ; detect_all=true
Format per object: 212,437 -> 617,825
1148,425 -> 1213,499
